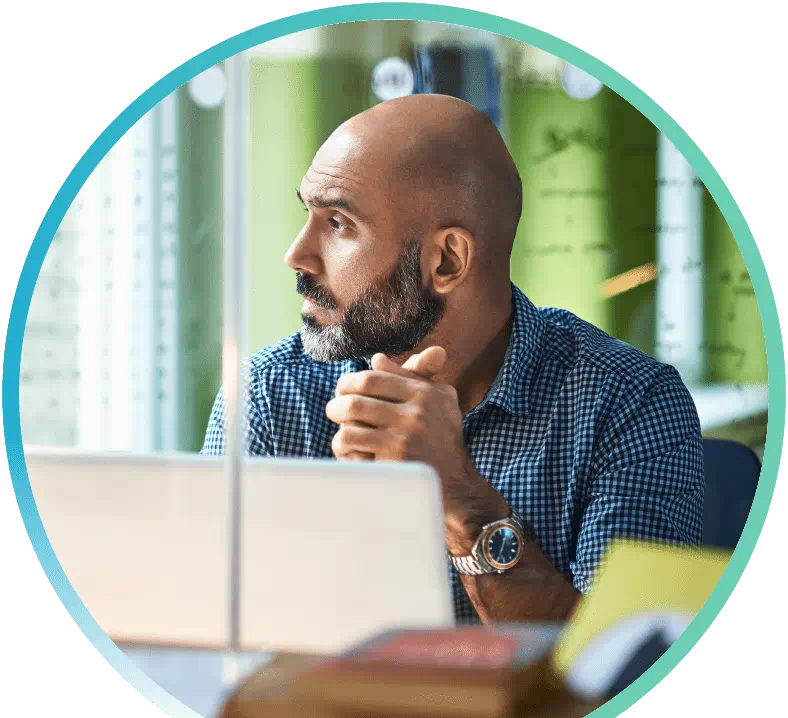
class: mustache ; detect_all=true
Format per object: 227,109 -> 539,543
296,273 -> 337,310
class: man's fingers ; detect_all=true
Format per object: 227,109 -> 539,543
335,420 -> 374,460
370,353 -> 402,374
326,394 -> 400,427
335,370 -> 417,402
341,450 -> 374,461
331,424 -> 387,458
370,346 -> 447,381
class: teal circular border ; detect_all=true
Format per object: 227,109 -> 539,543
3,4 -> 784,717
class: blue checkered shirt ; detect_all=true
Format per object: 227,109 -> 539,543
202,284 -> 704,622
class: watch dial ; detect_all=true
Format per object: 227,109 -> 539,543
487,527 -> 520,566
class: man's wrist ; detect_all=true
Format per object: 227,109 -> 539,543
444,484 -> 511,555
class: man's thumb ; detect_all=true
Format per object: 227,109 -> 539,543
370,346 -> 447,380
402,346 -> 447,378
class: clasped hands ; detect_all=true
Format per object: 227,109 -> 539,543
325,347 -> 510,554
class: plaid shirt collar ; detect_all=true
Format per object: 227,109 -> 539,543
472,283 -> 545,418
358,283 -> 546,418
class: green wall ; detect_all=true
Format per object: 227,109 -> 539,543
606,90 -> 658,355
506,82 -> 659,354
247,55 -> 367,353
704,187 -> 767,383
506,83 -> 614,334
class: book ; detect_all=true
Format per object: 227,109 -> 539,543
290,623 -> 563,717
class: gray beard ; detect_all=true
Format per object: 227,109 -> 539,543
300,322 -> 362,363
297,238 -> 446,363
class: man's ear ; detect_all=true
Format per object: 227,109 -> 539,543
424,226 -> 474,294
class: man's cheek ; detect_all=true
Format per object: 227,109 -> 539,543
330,238 -> 398,286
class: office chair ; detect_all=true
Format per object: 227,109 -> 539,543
702,438 -> 762,549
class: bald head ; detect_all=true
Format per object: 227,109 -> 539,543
317,94 -> 522,268
288,94 -> 521,363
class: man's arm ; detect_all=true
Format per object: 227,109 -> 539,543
452,364 -> 704,614
325,348 -> 579,622
326,351 -> 703,623
451,432 -> 703,619
442,461 -> 580,622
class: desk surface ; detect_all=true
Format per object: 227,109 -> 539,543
220,651 -> 604,718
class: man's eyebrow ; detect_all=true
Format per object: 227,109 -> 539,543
296,189 -> 368,221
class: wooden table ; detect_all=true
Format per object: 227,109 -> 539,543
220,652 -> 604,718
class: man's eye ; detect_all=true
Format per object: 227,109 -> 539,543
329,217 -> 346,231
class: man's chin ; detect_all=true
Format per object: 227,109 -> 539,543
300,322 -> 355,363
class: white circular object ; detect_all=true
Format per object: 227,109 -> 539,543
188,66 -> 227,109
371,57 -> 415,102
561,63 -> 604,100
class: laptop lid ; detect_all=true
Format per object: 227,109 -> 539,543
24,448 -> 454,654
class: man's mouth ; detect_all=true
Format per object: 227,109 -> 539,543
302,297 -> 330,311
296,273 -> 337,310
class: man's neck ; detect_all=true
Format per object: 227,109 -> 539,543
396,292 -> 514,415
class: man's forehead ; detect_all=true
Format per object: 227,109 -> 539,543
303,161 -> 368,190
299,166 -> 374,223
298,126 -> 408,215
318,125 -> 356,155
300,157 -> 380,209
311,126 -> 395,180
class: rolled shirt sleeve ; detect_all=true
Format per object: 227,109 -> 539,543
570,366 -> 705,593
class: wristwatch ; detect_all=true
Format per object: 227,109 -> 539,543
450,508 -> 529,575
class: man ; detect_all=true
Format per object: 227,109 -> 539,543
202,94 -> 704,624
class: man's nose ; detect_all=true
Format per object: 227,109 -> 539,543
284,225 -> 321,276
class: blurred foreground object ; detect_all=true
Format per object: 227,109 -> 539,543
288,624 -> 561,717
221,624 -> 591,718
221,542 -> 732,717
554,540 -> 731,699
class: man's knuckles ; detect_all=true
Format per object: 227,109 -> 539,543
402,403 -> 427,430
336,370 -> 380,396
391,431 -> 413,457
343,394 -> 367,418
442,383 -> 459,402
376,430 -> 414,460
337,368 -> 436,399
326,394 -> 373,423
332,425 -> 362,456
333,422 -> 418,460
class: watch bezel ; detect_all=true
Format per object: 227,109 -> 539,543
477,520 -> 524,571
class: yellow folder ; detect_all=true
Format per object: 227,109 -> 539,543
553,540 -> 731,675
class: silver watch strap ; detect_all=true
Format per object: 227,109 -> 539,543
451,553 -> 492,576
450,508 -> 526,576
509,508 -> 525,533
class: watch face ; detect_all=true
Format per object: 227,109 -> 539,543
485,526 -> 522,568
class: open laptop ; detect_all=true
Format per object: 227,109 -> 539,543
24,448 -> 455,655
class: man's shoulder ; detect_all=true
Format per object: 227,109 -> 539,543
534,305 -> 700,434
536,306 -> 672,387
